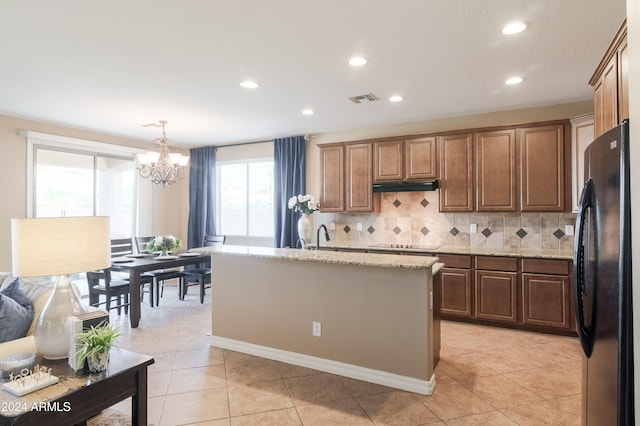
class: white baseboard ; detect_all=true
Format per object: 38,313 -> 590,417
210,335 -> 436,395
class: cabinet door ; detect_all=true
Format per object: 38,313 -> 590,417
439,268 -> 472,317
346,143 -> 373,211
594,54 -> 619,138
570,114 -> 594,212
522,273 -> 571,329
519,124 -> 565,211
373,140 -> 403,182
438,133 -> 474,212
319,145 -> 344,212
476,130 -> 517,211
405,137 -> 437,180
475,270 -> 517,323
618,37 -> 628,123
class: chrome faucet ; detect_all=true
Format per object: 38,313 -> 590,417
316,224 -> 330,250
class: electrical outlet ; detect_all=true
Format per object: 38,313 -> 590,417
357,222 -> 363,231
565,225 -> 574,236
312,321 -> 321,337
470,223 -> 477,233
330,222 -> 336,230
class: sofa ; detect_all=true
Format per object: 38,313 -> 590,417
0,273 -> 55,359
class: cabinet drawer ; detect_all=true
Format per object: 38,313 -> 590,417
475,256 -> 518,272
438,254 -> 471,269
522,258 -> 570,275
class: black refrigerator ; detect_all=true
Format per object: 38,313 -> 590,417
574,119 -> 634,425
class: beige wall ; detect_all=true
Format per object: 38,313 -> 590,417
0,115 -> 190,272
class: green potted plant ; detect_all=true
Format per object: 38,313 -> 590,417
76,322 -> 121,373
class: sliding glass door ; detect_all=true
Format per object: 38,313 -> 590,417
33,146 -> 137,237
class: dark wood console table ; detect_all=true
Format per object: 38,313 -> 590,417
0,349 -> 154,426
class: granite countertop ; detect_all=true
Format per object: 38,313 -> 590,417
317,244 -> 574,260
192,245 -> 439,270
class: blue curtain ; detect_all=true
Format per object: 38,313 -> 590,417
274,136 -> 306,248
187,146 -> 216,249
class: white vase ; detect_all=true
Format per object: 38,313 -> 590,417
297,214 -> 314,247
34,274 -> 87,360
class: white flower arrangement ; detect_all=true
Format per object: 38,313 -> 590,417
288,194 -> 320,215
146,235 -> 182,254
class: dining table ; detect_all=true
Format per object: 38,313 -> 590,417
110,252 -> 211,328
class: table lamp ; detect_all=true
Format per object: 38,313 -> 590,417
11,216 -> 111,360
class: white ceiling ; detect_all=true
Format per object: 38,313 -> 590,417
0,1 -> 626,147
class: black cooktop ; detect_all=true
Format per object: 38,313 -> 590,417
368,243 -> 440,250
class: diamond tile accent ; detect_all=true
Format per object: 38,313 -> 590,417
420,226 -> 430,236
450,227 -> 459,237
343,225 -> 351,234
516,228 -> 528,239
482,228 -> 493,238
553,229 -> 565,239
393,226 -> 402,235
393,199 -> 402,208
420,199 -> 429,208
367,225 -> 375,234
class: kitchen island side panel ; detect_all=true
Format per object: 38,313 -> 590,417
211,254 -> 433,381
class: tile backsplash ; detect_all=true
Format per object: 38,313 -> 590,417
315,191 -> 576,251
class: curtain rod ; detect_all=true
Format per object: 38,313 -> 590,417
214,134 -> 310,150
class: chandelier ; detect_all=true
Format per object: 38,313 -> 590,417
136,120 -> 189,187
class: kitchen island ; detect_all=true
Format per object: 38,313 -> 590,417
193,245 -> 439,395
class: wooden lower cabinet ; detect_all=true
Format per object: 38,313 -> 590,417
436,255 -> 575,335
436,254 -> 472,317
521,258 -> 573,330
440,268 -> 472,317
475,270 -> 518,323
522,274 -> 571,329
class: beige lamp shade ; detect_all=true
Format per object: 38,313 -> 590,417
11,216 -> 111,277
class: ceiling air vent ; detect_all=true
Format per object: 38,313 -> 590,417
348,93 -> 379,104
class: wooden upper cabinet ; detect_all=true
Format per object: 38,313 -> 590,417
319,145 -> 344,212
618,36 -> 629,122
373,137 -> 436,182
590,20 -> 627,138
405,137 -> 437,180
346,143 -> 374,211
475,130 -> 517,211
519,124 -> 565,212
593,55 -> 618,138
438,133 -> 474,212
373,139 -> 403,181
570,114 -> 595,212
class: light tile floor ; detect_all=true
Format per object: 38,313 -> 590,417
107,284 -> 583,425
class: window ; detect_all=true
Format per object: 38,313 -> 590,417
25,131 -> 147,239
216,159 -> 274,237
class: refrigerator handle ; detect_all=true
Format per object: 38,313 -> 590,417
574,179 -> 594,357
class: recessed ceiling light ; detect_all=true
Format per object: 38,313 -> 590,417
240,81 -> 259,89
348,57 -> 368,67
302,109 -> 315,115
501,22 -> 527,35
505,77 -> 524,85
389,95 -> 404,102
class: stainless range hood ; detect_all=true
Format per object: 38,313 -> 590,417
372,180 -> 439,192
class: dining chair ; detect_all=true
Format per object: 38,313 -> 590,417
110,238 -> 154,306
134,236 -> 184,307
86,269 -> 131,315
180,235 -> 225,303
